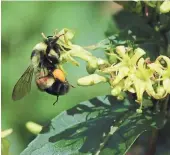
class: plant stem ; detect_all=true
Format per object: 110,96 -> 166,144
163,95 -> 169,113
146,95 -> 169,155
146,128 -> 159,155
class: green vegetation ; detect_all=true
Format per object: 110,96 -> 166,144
2,1 -> 170,155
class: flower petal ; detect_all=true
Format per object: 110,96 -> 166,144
112,67 -> 129,86
132,76 -> 146,103
131,48 -> 146,65
163,78 -> 170,93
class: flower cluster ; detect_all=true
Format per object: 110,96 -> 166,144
77,45 -> 170,106
56,28 -> 170,111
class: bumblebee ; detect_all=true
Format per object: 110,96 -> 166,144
12,32 -> 70,104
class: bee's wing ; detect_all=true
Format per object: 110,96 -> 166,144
12,65 -> 34,101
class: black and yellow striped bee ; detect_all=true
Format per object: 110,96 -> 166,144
12,33 -> 71,104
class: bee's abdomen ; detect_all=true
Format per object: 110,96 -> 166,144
45,80 -> 70,96
36,76 -> 55,90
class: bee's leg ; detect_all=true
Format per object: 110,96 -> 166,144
42,66 -> 46,77
70,84 -> 75,88
43,55 -> 56,71
58,65 -> 67,75
49,71 -> 54,78
53,44 -> 61,56
53,95 -> 59,105
46,45 -> 51,55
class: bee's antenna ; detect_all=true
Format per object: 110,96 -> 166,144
53,34 -> 65,43
53,96 -> 59,105
53,29 -> 64,37
57,34 -> 65,38
41,33 -> 47,40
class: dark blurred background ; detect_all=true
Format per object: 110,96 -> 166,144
2,2 -> 120,154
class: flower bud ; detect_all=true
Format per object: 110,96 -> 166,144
117,95 -> 124,101
26,121 -> 42,135
86,60 -> 98,74
111,86 -> 121,96
136,108 -> 143,114
108,54 -> 118,64
1,129 -> 13,138
97,58 -> 105,65
77,74 -> 107,86
117,92 -> 125,100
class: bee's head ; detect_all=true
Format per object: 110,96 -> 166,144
47,36 -> 53,41
47,35 -> 58,41
41,32 -> 64,45
46,36 -> 58,45
41,33 -> 55,44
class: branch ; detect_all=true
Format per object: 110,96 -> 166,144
146,128 -> 159,155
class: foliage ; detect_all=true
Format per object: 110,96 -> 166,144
2,1 -> 170,155
21,96 -> 165,155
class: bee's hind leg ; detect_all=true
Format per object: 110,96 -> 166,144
53,95 -> 59,106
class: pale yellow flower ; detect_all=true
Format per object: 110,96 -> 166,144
149,55 -> 170,94
57,29 -> 98,70
129,58 -> 155,103
103,47 -> 145,87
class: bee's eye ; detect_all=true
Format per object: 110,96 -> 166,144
46,36 -> 54,43
47,36 -> 53,38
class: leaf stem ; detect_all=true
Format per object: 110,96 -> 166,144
94,126 -> 118,155
146,128 -> 159,155
93,108 -> 135,155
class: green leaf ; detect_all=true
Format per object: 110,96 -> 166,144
21,96 -> 166,155
105,10 -> 162,59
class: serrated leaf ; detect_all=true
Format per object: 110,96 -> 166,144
21,96 -> 166,155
